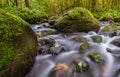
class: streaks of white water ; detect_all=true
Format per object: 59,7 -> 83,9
99,44 -> 114,77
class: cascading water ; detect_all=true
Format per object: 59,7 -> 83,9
26,22 -> 120,77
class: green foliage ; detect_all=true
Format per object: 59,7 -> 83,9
2,6 -> 48,23
19,8 -> 48,23
92,7 -> 110,19
99,9 -> 120,21
92,7 -> 120,21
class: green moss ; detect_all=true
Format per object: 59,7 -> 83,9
72,36 -> 88,51
54,7 -> 100,33
88,53 -> 104,63
0,9 -> 29,70
102,25 -> 120,33
0,9 -> 37,77
0,43 -> 14,70
3,7 -> 48,23
99,10 -> 120,22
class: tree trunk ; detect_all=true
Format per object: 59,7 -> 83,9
102,0 -> 105,8
14,0 -> 22,9
25,0 -> 30,8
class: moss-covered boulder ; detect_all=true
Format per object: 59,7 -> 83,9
54,7 -> 100,33
0,9 -> 37,77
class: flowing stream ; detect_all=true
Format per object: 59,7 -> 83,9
26,22 -> 120,77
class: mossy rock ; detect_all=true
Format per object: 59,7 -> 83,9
0,9 -> 37,77
72,36 -> 89,51
101,25 -> 120,36
54,7 -> 100,33
88,53 -> 104,64
110,37 -> 120,47
74,58 -> 89,73
91,35 -> 102,43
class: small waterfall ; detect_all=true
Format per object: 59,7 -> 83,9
99,44 -> 114,77
98,21 -> 110,34
26,55 -> 55,77
26,22 -> 120,77
56,51 -> 78,65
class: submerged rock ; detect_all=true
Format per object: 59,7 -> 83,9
73,56 -> 89,73
36,46 -> 50,55
100,25 -> 120,37
0,9 -> 37,77
106,48 -> 120,57
36,30 -> 56,38
54,7 -> 100,33
49,44 -> 65,55
91,35 -> 102,43
113,65 -> 120,77
38,38 -> 55,47
72,36 -> 89,51
110,38 -> 120,47
88,53 -> 104,64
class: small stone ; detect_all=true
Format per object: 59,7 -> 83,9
91,35 -> 102,43
73,56 -> 89,73
88,53 -> 104,64
72,36 -> 88,51
110,38 -> 120,47
49,44 -> 65,55
38,38 -> 55,47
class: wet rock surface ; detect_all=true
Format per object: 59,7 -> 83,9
88,53 -> 104,64
110,38 -> 120,47
25,20 -> 120,77
72,36 -> 89,51
73,56 -> 89,73
100,25 -> 120,37
91,35 -> 102,43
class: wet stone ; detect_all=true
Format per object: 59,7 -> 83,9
110,38 -> 120,47
101,25 -> 120,37
36,46 -> 49,55
91,35 -> 102,43
72,36 -> 89,51
88,53 -> 104,64
106,48 -> 113,53
72,36 -> 87,43
38,38 -> 55,47
49,44 -> 65,55
75,59 -> 89,73
79,43 -> 88,51
106,48 -> 120,58
43,30 -> 56,36
114,66 -> 120,77
73,56 -> 89,73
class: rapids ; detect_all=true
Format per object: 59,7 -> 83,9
26,22 -> 120,77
